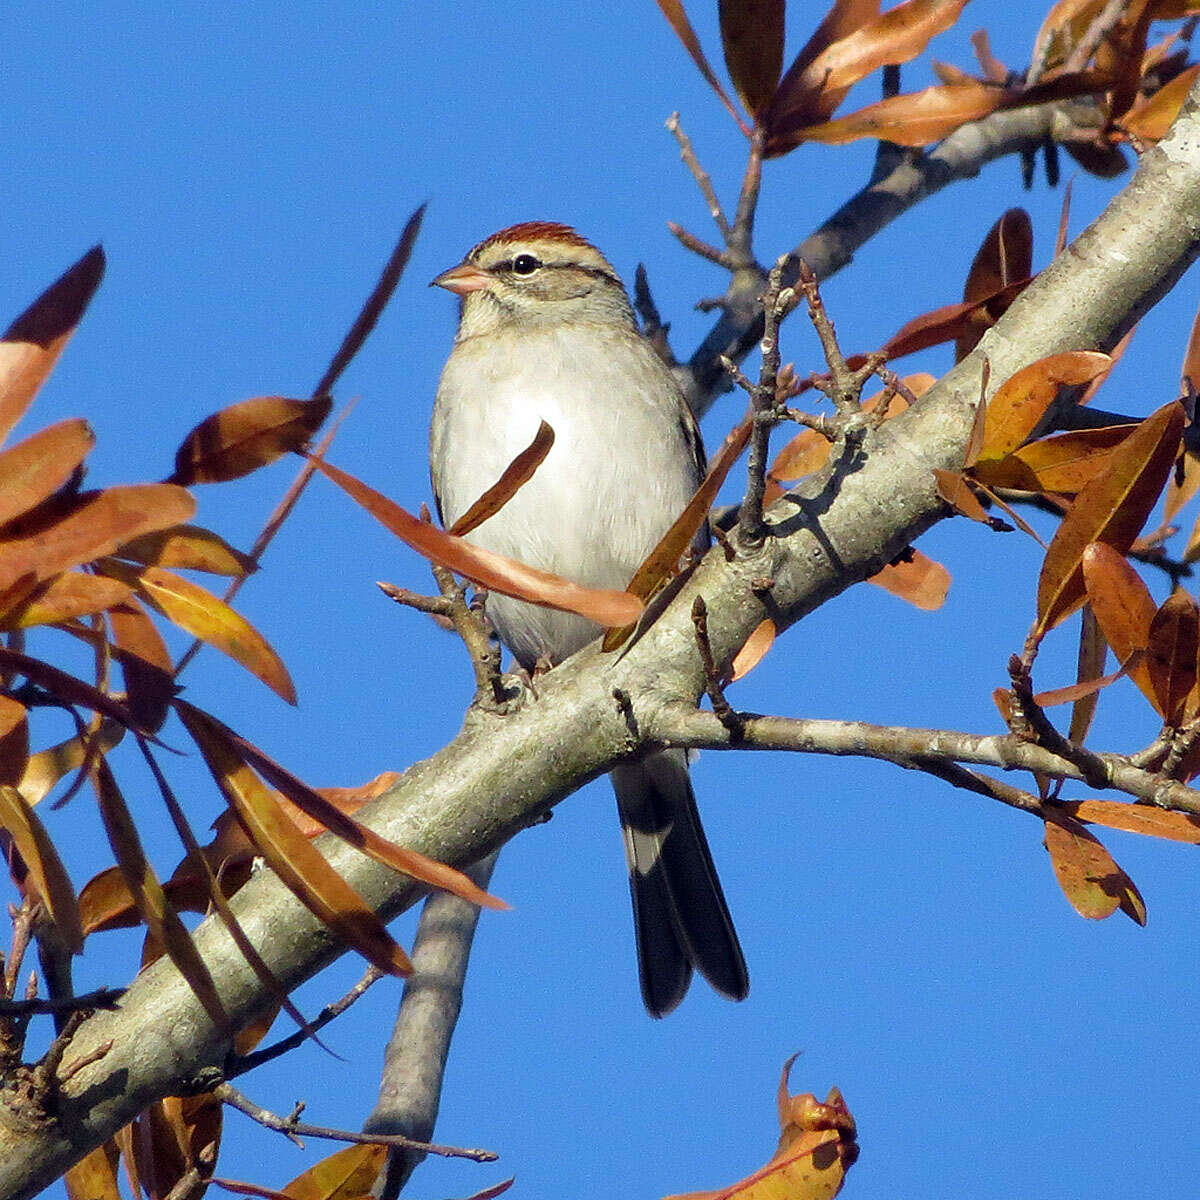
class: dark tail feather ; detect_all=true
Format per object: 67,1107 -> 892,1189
611,749 -> 748,1018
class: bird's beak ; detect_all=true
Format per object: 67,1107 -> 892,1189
431,262 -> 494,295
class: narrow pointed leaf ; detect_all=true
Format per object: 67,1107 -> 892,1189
0,783 -> 83,952
1068,604 -> 1106,744
0,419 -> 95,528
0,483 -> 196,592
176,703 -> 411,977
64,1144 -> 123,1200
19,721 -> 125,806
653,0 -> 748,129
169,395 -> 332,485
880,279 -> 1030,359
1081,542 -> 1159,711
719,0 -> 785,120
99,560 -> 296,704
0,572 -> 133,630
971,424 -> 1135,495
449,420 -> 555,536
0,645 -> 145,731
727,618 -> 776,682
1061,799 -> 1200,844
933,469 -> 996,524
108,598 -> 176,732
284,1143 -> 387,1200
1043,813 -> 1145,924
311,456 -> 642,627
956,209 -> 1032,360
0,247 -> 105,445
91,759 -> 230,1028
0,696 -> 29,786
117,524 -> 257,576
1121,62 -> 1200,141
1036,402 -> 1185,636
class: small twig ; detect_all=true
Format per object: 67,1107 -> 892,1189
227,967 -> 382,1077
3,898 -> 37,1000
59,1039 -> 114,1085
613,688 -> 639,744
214,1081 -> 497,1161
31,1009 -> 87,1099
666,113 -> 731,239
691,597 -> 743,738
1062,0 -> 1129,75
795,262 -> 882,414
667,222 -> 734,268
728,129 -> 765,267
0,986 -> 125,1017
633,264 -> 676,367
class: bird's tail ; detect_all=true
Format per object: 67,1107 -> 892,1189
611,749 -> 748,1018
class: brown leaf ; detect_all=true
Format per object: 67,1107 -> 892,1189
79,863 -> 215,937
868,548 -> 950,609
956,209 -> 1033,360
971,424 -> 1135,495
64,1144 -> 123,1200
176,703 -> 412,978
0,645 -> 146,732
1033,0 -> 1105,75
1032,652 -> 1134,706
0,247 -> 105,445
1060,799 -> 1200,844
777,80 -> 1002,148
1043,812 -> 1146,924
1121,62 -> 1200,141
108,598 -> 176,733
1081,542 -> 1159,712
933,469 -> 995,524
0,572 -> 133,631
131,1094 -> 222,1200
653,0 -> 749,130
1147,588 -> 1198,725
0,696 -> 29,787
977,351 -> 1112,463
719,0 -> 785,120
880,279 -> 1030,359
117,525 -> 257,577
19,721 -> 125,806
1180,291 -> 1200,395
311,456 -> 643,628
98,560 -> 296,705
0,419 -> 95,528
449,420 -> 555,537
0,783 -> 83,952
1035,402 -> 1185,636
1068,604 -> 1106,745
91,759 -> 230,1027
727,619 -> 776,683
1063,139 -> 1130,179
1165,452 -> 1200,524
283,1143 -> 387,1200
170,395 -> 333,486
201,709 -> 505,911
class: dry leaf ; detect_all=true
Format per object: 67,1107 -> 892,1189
1043,812 -> 1147,924
719,0 -> 785,120
1068,605 -> 1107,744
1059,799 -> 1200,844
0,572 -> 133,630
1081,542 -> 1159,712
0,418 -> 95,528
727,619 -> 777,682
117,524 -> 257,576
1147,588 -> 1199,725
1121,63 -> 1200,141
868,549 -> 950,609
654,0 -> 747,129
971,424 -> 1135,495
956,209 -> 1033,360
449,420 -> 555,536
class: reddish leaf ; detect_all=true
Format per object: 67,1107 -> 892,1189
1121,62 -> 1200,141
0,645 -> 145,732
449,420 -> 555,537
108,598 -> 176,733
170,395 -> 332,485
0,483 -> 196,592
977,352 -> 1112,464
0,247 -> 105,445
117,525 -> 257,576
1043,813 -> 1146,924
1147,589 -> 1199,725
880,279 -> 1030,360
719,0 -> 785,120
727,619 -> 776,683
0,572 -> 133,631
1069,604 -> 1106,745
98,560 -> 296,705
1035,402 -> 1185,636
868,549 -> 950,609
1032,653 -> 1134,706
653,0 -> 749,130
0,419 -> 95,528
971,424 -> 1135,496
1081,542 -> 1159,712
1061,799 -> 1200,844
933,469 -> 995,524
956,209 -> 1033,360
176,703 -> 412,978
777,80 -> 1002,149
91,759 -> 230,1028
311,456 -> 643,628
1063,139 -> 1130,180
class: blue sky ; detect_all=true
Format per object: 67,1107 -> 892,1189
4,3 -> 1199,1198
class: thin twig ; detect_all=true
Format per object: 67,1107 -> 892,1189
214,1081 -> 497,1162
1062,0 -> 1129,75
728,129 -> 764,267
666,113 -> 730,238
691,597 -> 743,738
0,987 -> 125,1017
667,222 -> 734,268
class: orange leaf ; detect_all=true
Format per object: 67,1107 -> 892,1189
881,279 -> 1030,360
1081,542 -> 1159,711
449,420 -> 555,536
63,1144 -> 123,1200
971,424 -> 1135,495
0,247 -> 105,445
970,28 -> 1009,82
727,619 -> 776,683
1147,588 -> 1199,725
283,1143 -> 387,1200
782,80 -> 1002,148
1059,799 -> 1200,844
0,418 -> 95,528
0,783 -> 83,952
176,703 -> 412,978
19,721 -> 125,807
98,560 -> 296,705
653,0 -> 748,131
91,759 -> 230,1027
1043,813 -> 1146,924
1121,63 -> 1200,141
977,351 -> 1112,464
0,572 -> 133,631
1031,651 -> 1134,706
719,0 -> 785,120
1163,451 -> 1200,523
117,524 -> 257,576
311,455 -> 643,628
956,209 -> 1033,360
170,395 -> 333,485
1035,402 -> 1185,636
868,549 -> 950,609
0,696 -> 29,787
0,483 -> 196,592
933,469 -> 996,524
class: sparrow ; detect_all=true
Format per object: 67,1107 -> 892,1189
430,221 -> 747,1016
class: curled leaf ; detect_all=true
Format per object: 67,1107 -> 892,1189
449,420 -> 555,536
1043,812 -> 1146,924
117,524 -> 257,576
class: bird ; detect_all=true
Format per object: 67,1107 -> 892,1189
429,221 -> 748,1017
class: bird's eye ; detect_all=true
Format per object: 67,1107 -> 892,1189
511,254 -> 541,275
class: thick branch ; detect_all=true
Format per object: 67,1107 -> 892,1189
4,83 -> 1200,1200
